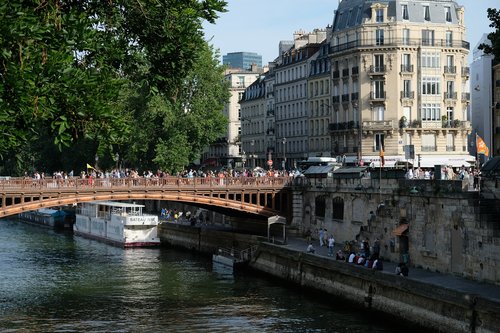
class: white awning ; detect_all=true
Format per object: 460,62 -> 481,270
361,155 -> 404,167
418,155 -> 475,168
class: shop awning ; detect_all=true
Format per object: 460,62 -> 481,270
392,223 -> 409,236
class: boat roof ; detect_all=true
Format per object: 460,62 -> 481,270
87,201 -> 145,208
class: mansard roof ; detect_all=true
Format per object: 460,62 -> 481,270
332,0 -> 461,32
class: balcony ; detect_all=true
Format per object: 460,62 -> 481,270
400,64 -> 414,73
370,91 -> 386,101
446,146 -> 456,152
400,91 -> 415,99
342,94 -> 350,102
461,92 -> 470,102
369,65 -> 387,75
444,92 -> 457,100
329,38 -> 470,54
421,146 -> 437,152
329,121 -> 359,132
444,66 -> 456,74
362,120 -> 393,131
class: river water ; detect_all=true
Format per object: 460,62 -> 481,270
0,219 -> 422,333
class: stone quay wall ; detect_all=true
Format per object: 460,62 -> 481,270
251,242 -> 500,333
292,177 -> 500,285
157,224 -> 500,333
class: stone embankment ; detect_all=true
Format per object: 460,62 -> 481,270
158,223 -> 500,333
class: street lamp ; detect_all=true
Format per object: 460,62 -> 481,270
242,151 -> 246,169
282,137 -> 287,171
115,152 -> 119,171
94,155 -> 99,171
250,139 -> 255,168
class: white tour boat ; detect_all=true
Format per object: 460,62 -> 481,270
74,201 -> 160,247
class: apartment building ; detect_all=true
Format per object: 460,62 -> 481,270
308,41 -> 332,158
274,29 -> 327,169
329,0 -> 473,167
204,66 -> 262,168
240,76 -> 266,169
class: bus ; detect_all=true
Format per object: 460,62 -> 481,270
297,157 -> 342,172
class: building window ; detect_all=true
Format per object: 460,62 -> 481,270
446,31 -> 453,47
376,29 -> 384,45
424,5 -> 430,21
445,6 -> 452,22
376,8 -> 384,22
421,133 -> 436,151
421,52 -> 440,68
403,29 -> 410,45
373,80 -> 385,99
402,4 -> 409,20
375,133 -> 385,151
422,77 -> 440,95
373,105 -> 385,121
332,197 -> 344,220
374,54 -> 384,71
422,29 -> 435,46
422,103 -> 441,121
315,196 -> 326,218
403,80 -> 411,98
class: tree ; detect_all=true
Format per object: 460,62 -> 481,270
478,8 -> 500,60
0,0 -> 228,175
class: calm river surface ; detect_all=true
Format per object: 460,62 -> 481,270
0,219 -> 422,333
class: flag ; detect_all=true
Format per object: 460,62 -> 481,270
86,163 -> 95,170
476,134 -> 489,156
379,146 -> 385,167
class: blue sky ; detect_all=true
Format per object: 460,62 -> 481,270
203,0 -> 498,65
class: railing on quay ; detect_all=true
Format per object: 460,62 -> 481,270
0,176 -> 293,191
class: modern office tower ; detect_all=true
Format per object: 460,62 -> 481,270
274,29 -> 327,169
471,34 -> 494,162
329,0 -> 473,167
223,52 -> 263,70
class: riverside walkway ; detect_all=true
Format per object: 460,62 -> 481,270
283,236 -> 500,304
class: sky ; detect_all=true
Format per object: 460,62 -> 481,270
203,0 -> 498,65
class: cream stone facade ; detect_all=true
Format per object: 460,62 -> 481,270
205,67 -> 261,168
307,41 -> 332,158
494,63 -> 500,157
329,0 -> 473,168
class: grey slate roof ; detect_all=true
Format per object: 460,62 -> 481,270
333,0 -> 460,32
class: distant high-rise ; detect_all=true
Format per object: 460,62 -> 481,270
223,52 -> 262,70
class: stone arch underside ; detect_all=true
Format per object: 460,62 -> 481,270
0,193 -> 281,219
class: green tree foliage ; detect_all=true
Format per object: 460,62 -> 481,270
479,8 -> 500,60
0,0 -> 229,175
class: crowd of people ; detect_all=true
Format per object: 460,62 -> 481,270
306,231 -> 411,276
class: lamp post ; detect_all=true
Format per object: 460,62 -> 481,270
94,155 -> 99,171
282,137 -> 287,171
115,152 -> 119,171
242,151 -> 246,169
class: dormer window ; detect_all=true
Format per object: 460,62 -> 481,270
376,8 -> 384,22
402,4 -> 409,20
445,7 -> 452,22
424,5 -> 430,21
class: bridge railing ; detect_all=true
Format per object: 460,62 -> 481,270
0,176 -> 293,191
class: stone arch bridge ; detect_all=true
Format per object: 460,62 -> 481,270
0,176 -> 293,220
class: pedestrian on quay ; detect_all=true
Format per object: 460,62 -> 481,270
319,228 -> 325,247
327,234 -> 335,256
306,242 -> 315,254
